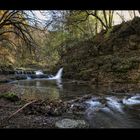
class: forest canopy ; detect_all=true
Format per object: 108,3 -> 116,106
0,10 -> 140,71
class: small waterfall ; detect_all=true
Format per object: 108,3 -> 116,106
35,70 -> 44,75
22,70 -> 24,75
47,68 -> 63,80
24,71 -> 31,80
27,76 -> 31,80
47,68 -> 63,89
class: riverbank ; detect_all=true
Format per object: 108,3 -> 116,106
0,83 -> 91,128
1,81 -> 140,128
0,73 -> 92,129
1,73 -> 140,128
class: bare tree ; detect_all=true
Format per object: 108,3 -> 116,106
0,10 -> 50,52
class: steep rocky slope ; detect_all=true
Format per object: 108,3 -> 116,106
57,17 -> 140,84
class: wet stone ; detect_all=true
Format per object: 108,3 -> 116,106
55,118 -> 89,128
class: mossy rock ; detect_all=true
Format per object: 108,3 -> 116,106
0,92 -> 20,102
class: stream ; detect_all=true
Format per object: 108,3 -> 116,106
10,79 -> 140,128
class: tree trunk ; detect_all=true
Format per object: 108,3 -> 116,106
103,10 -> 108,28
108,10 -> 114,28
95,11 -> 98,34
133,10 -> 136,17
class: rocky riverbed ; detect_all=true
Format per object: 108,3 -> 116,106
0,83 -> 92,128
1,76 -> 140,128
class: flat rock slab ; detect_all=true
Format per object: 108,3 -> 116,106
55,118 -> 88,128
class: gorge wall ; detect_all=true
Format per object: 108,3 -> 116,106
57,17 -> 140,84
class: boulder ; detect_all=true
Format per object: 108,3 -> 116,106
55,118 -> 89,128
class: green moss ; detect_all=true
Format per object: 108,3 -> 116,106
0,92 -> 20,102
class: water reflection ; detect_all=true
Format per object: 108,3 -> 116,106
36,81 -> 40,87
12,79 -> 63,101
13,79 -> 92,101
56,79 -> 63,90
18,85 -> 60,101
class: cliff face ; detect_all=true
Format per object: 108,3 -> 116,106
57,17 -> 140,84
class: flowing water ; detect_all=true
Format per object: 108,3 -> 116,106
10,78 -> 140,128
